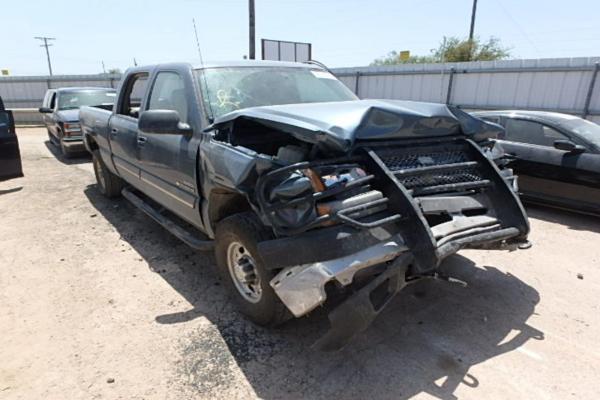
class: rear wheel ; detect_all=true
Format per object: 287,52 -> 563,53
92,150 -> 124,198
215,213 -> 290,326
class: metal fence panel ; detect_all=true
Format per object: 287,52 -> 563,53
3,57 -> 600,125
333,57 -> 600,121
0,74 -> 121,124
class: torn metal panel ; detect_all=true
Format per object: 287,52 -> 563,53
270,237 -> 408,317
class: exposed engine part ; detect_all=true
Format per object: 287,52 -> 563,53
276,145 -> 307,164
317,190 -> 384,221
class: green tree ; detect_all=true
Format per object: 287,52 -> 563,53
371,36 -> 511,65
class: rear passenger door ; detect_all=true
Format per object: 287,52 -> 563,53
137,71 -> 198,217
108,72 -> 149,184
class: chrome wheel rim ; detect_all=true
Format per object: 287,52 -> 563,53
226,241 -> 262,303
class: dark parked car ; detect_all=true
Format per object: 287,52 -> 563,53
39,87 -> 116,157
0,96 -> 23,182
473,110 -> 600,215
81,61 -> 530,350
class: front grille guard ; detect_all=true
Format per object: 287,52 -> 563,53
256,138 -> 529,270
255,157 -> 402,236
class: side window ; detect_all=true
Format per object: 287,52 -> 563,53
147,72 -> 188,123
118,73 -> 149,119
505,119 -> 569,146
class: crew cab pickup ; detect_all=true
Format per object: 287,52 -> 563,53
80,61 -> 530,350
39,87 -> 116,157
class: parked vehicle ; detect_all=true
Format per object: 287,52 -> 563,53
473,110 -> 600,215
0,96 -> 23,182
39,87 -> 116,157
81,61 -> 530,350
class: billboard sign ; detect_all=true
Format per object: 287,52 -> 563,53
261,39 -> 312,62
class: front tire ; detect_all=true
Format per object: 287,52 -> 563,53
92,150 -> 124,198
215,213 -> 290,327
60,138 -> 74,159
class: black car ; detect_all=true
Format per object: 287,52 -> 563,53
473,110 -> 600,215
39,87 -> 116,158
0,96 -> 23,183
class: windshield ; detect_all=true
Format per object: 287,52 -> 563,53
58,90 -> 116,110
195,67 -> 357,119
561,118 -> 600,149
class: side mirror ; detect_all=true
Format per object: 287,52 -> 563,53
138,110 -> 192,135
554,139 -> 585,154
38,107 -> 53,114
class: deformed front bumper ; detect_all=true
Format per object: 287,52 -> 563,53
270,236 -> 408,317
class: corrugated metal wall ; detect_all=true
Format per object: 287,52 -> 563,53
2,57 -> 600,125
333,57 -> 600,124
0,74 -> 121,124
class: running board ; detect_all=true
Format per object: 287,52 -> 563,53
122,187 -> 214,251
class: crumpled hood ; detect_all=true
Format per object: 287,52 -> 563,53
210,99 -> 503,152
55,109 -> 80,122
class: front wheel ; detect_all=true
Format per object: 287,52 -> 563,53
60,139 -> 74,159
92,150 -> 124,198
215,213 -> 290,327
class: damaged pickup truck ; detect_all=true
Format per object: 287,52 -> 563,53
80,61 -> 530,350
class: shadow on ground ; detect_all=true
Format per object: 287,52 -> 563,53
525,203 -> 600,234
85,185 -> 544,400
44,140 -> 90,165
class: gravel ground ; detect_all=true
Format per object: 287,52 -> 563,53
1,127 -> 599,400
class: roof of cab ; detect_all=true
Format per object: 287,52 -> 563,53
55,87 -> 116,93
194,60 -> 322,69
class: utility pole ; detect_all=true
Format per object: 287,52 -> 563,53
248,0 -> 255,59
468,0 -> 478,61
468,0 -> 478,41
35,36 -> 56,76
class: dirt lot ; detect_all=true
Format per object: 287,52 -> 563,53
1,127 -> 599,400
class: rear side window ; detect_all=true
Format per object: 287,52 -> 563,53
118,73 -> 149,118
505,119 -> 569,146
147,72 -> 188,123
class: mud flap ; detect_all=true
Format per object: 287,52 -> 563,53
312,253 -> 413,351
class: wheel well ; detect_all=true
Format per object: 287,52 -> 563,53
86,135 -> 99,151
208,189 -> 253,230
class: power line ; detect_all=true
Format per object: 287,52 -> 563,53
34,36 -> 55,76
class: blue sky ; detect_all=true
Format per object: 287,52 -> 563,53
2,0 -> 599,75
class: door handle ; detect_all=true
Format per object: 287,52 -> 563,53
110,128 -> 119,136
137,136 -> 147,146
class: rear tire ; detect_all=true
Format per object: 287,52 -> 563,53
215,213 -> 291,327
92,150 -> 124,198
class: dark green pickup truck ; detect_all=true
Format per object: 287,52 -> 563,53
80,60 -> 530,350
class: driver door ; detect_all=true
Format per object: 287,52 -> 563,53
137,70 -> 199,223
0,102 -> 24,182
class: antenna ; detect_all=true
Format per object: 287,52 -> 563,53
192,18 -> 205,66
192,18 -> 215,122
